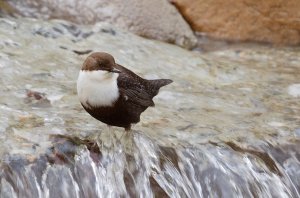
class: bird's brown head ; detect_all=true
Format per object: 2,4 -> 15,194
81,52 -> 120,73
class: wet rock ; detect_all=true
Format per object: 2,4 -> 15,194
6,0 -> 197,49
225,141 -> 282,176
15,114 -> 44,129
149,176 -> 169,198
47,135 -> 102,164
26,90 -> 47,101
0,1 -> 19,16
24,90 -> 51,107
0,17 -> 298,149
0,17 -> 299,197
0,134 -> 299,197
32,22 -> 94,42
159,146 -> 179,170
100,27 -> 116,36
72,49 -> 93,55
172,0 -> 300,45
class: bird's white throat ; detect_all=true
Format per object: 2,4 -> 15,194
77,70 -> 119,108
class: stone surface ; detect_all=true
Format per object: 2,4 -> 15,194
5,0 -> 197,49
0,17 -> 299,197
172,0 -> 300,45
0,17 -> 299,151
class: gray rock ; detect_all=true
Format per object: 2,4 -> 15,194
0,17 -> 300,197
6,0 -> 197,49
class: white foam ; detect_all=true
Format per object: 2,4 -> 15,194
287,84 -> 300,97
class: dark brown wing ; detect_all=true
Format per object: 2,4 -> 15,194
116,64 -> 155,107
115,64 -> 143,80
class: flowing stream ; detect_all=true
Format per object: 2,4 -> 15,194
0,18 -> 299,197
1,132 -> 300,198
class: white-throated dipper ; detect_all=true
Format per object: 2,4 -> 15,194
77,52 -> 173,131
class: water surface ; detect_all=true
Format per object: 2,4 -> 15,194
0,18 -> 299,197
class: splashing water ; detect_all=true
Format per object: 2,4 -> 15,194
0,132 -> 299,198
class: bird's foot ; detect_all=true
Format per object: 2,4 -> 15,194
98,126 -> 118,151
97,126 -> 124,164
120,129 -> 136,155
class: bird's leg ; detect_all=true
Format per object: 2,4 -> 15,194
121,127 -> 137,183
98,125 -> 121,164
121,126 -> 135,154
109,126 -> 121,152
99,125 -> 114,152
108,125 -> 113,149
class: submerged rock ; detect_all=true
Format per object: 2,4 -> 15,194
1,134 -> 299,197
0,17 -> 299,197
0,16 -> 299,153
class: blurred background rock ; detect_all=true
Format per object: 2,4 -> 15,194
1,0 -> 300,49
0,0 -> 197,49
171,0 -> 300,45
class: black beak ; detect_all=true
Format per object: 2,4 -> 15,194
110,68 -> 121,73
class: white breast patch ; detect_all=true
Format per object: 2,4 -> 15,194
77,70 -> 119,108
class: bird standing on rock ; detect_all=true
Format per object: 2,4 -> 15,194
77,52 -> 173,131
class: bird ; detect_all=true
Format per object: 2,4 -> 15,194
77,52 -> 173,131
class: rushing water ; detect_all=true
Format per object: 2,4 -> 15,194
1,133 -> 300,198
0,17 -> 299,197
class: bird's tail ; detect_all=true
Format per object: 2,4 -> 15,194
147,79 -> 173,96
149,79 -> 173,88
